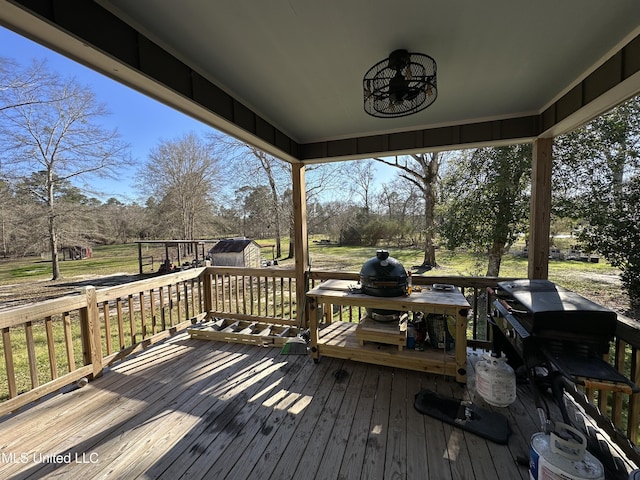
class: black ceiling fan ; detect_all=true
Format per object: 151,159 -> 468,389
363,49 -> 437,118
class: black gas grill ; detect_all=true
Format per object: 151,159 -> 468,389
489,279 -> 636,424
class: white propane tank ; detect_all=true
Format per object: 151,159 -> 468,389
530,423 -> 604,480
475,353 -> 516,407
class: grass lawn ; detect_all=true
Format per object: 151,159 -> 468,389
279,240 -> 626,314
0,243 -> 141,285
0,239 -> 626,312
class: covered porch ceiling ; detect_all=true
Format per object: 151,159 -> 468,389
1,0 -> 640,164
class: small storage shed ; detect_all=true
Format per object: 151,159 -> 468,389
208,239 -> 261,267
61,245 -> 92,260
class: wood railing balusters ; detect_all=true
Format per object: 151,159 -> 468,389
199,277 -> 204,315
116,298 -> 125,349
268,276 -> 273,317
139,291 -> 147,339
176,281 -> 181,322
2,327 -> 17,398
150,289 -> 157,335
242,276 -> 247,314
24,322 -> 38,389
234,275 -> 240,315
158,288 -> 166,331
63,312 -> 75,372
219,275 -> 225,313
127,295 -> 136,343
183,282 -> 189,321
190,279 -> 196,318
269,276 -> 274,317
214,273 -> 220,312
267,276 -> 272,317
288,278 -> 293,320
203,272 -> 213,321
274,276 -> 278,317
265,276 -> 269,316
167,284 -> 174,327
102,302 -> 113,354
256,277 -> 262,316
280,277 -> 285,318
250,276 -> 255,315
44,316 -> 57,380
176,283 -> 182,325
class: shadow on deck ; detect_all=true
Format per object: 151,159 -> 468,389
0,332 -> 636,480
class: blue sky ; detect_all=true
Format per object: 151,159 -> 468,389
0,26 -> 216,202
1,26 -> 396,206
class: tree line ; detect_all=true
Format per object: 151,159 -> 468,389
1,57 -> 639,313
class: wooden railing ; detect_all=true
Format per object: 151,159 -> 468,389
1,265 -> 639,461
0,268 -> 207,417
587,313 -> 640,461
206,266 -> 297,326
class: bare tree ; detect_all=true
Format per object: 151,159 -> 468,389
248,146 -> 285,258
0,179 -> 17,257
0,61 -> 129,279
346,160 -> 377,211
139,132 -> 220,244
215,135 -> 350,258
0,58 -> 59,113
374,153 -> 443,268
213,137 -> 290,257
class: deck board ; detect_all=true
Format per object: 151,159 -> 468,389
315,361 -> 367,479
361,366 -> 392,480
0,331 -> 636,480
336,363 -> 379,480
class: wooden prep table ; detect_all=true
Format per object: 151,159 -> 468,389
306,279 -> 471,383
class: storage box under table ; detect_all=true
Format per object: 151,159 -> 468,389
355,315 -> 407,350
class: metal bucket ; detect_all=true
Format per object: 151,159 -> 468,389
529,423 -> 604,480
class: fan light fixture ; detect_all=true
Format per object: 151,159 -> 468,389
363,49 -> 437,118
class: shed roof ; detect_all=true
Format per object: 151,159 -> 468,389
209,239 -> 259,254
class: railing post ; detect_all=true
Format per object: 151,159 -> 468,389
79,286 -> 103,379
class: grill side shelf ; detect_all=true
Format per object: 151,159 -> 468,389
493,300 -> 530,339
541,347 -> 640,394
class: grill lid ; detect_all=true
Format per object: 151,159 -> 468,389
496,279 -> 617,337
359,250 -> 407,297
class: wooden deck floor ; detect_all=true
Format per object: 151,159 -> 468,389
0,331 -> 635,480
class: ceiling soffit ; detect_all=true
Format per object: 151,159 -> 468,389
1,0 -> 640,163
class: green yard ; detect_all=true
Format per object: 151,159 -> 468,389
0,239 -> 626,312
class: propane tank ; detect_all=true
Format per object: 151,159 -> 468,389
530,423 -> 604,480
475,353 -> 516,407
